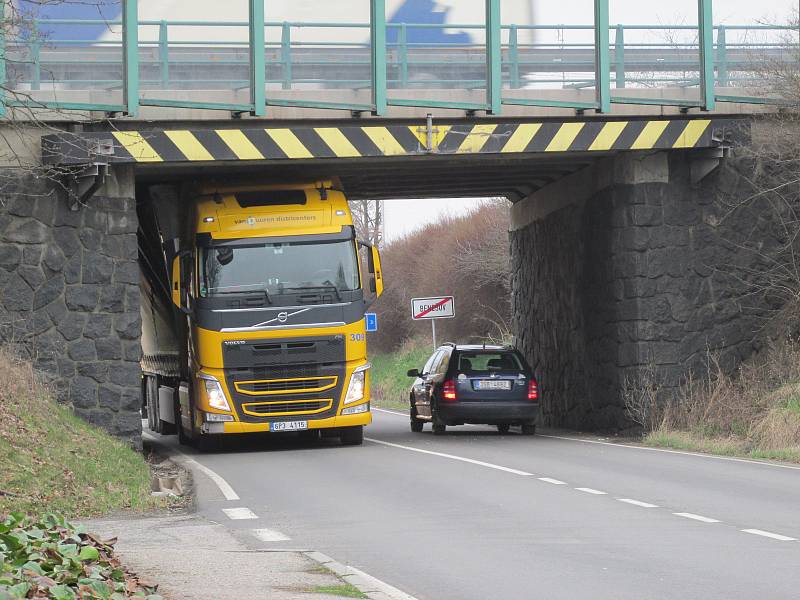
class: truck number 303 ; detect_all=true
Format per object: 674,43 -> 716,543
350,334 -> 365,342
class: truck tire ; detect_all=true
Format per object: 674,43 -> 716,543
497,424 -> 510,434
340,426 -> 364,446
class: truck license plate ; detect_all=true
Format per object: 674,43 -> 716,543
270,420 -> 308,432
477,380 -> 511,390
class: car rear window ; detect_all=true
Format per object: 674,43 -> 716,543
457,352 -> 522,373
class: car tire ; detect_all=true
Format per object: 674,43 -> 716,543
340,425 -> 364,446
432,412 -> 446,435
410,399 -> 424,432
521,421 -> 536,436
497,424 -> 510,434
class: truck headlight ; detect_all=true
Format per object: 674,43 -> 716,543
199,374 -> 231,412
344,363 -> 370,405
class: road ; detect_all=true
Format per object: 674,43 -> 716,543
153,409 -> 800,600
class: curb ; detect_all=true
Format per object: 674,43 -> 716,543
304,551 -> 419,600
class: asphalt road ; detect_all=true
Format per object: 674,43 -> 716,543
154,409 -> 800,600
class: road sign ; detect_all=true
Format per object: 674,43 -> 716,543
365,313 -> 378,332
411,296 -> 455,320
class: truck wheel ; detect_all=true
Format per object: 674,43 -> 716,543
340,426 -> 364,446
521,421 -> 536,436
497,424 -> 510,434
410,400 -> 424,432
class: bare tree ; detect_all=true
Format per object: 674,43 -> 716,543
350,199 -> 384,247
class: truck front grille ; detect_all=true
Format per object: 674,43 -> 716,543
234,376 -> 337,396
241,399 -> 332,417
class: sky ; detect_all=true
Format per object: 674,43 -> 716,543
383,0 -> 797,242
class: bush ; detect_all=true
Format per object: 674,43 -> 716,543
0,512 -> 162,599
626,340 -> 800,460
370,200 -> 511,352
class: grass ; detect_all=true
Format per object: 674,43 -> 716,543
311,584 -> 367,599
370,338 -> 431,410
0,347 -> 161,517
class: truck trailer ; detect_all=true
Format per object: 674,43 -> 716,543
139,181 -> 383,447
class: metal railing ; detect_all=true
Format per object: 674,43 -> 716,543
0,0 -> 796,117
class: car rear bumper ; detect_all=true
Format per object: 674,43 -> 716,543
438,402 -> 539,424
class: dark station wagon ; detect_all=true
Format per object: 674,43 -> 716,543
407,343 -> 539,435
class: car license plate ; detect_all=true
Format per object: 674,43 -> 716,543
270,420 -> 308,432
476,380 -> 511,390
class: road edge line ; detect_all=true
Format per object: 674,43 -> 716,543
304,551 -> 419,600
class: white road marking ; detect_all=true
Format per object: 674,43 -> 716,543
223,507 -> 258,520
252,528 -> 291,542
576,487 -> 607,495
673,512 -> 720,523
538,477 -> 567,485
142,431 -> 240,501
618,499 -> 659,508
372,409 -> 800,471
742,529 -> 797,541
537,433 -> 800,471
365,438 -> 535,476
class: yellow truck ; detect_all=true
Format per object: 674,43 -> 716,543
140,181 -> 383,447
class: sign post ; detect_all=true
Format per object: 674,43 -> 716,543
411,296 -> 455,349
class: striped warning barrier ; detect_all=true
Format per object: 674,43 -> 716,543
44,118 -> 738,165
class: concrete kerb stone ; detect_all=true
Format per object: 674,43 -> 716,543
302,552 -> 419,600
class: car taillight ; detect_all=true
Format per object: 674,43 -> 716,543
527,379 -> 539,400
443,379 -> 457,401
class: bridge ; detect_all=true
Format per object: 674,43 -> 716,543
0,0 -> 796,442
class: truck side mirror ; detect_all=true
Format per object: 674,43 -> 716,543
367,245 -> 384,298
171,250 -> 193,315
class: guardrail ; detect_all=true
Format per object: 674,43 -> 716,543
0,0 -> 797,117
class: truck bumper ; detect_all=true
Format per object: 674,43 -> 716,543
219,410 -> 371,434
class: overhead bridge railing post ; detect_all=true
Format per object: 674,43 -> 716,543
698,0 -> 715,111
371,0 -> 387,115
716,25 -> 728,87
594,0 -> 610,113
158,20 -> 169,90
122,0 -> 139,116
281,22 -> 292,90
614,24 -> 625,88
249,0 -> 266,116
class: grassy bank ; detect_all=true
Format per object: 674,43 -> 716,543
370,339 -> 431,411
631,341 -> 800,464
0,348 -> 159,517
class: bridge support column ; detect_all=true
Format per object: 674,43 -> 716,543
510,151 -> 771,430
0,165 -> 142,447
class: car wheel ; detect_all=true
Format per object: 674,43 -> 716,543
340,425 -> 364,446
521,421 -> 536,436
410,399 -> 424,432
432,411 -> 446,435
497,424 -> 510,434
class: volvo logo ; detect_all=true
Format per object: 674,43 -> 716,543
277,311 -> 289,323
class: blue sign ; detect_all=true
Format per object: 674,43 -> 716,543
365,313 -> 378,332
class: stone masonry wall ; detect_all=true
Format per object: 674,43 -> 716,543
511,152 -> 777,431
0,166 -> 142,447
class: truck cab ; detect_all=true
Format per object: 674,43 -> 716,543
163,181 -> 382,446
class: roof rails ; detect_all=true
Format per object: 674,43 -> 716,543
442,342 -> 456,347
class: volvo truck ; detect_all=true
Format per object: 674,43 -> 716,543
139,181 -> 383,447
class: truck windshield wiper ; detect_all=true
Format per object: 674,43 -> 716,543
280,285 -> 342,301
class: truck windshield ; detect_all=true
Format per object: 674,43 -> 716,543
200,240 -> 359,297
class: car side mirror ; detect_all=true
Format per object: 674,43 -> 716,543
407,368 -> 420,378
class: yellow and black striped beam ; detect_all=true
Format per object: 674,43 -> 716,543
43,118 -> 742,166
